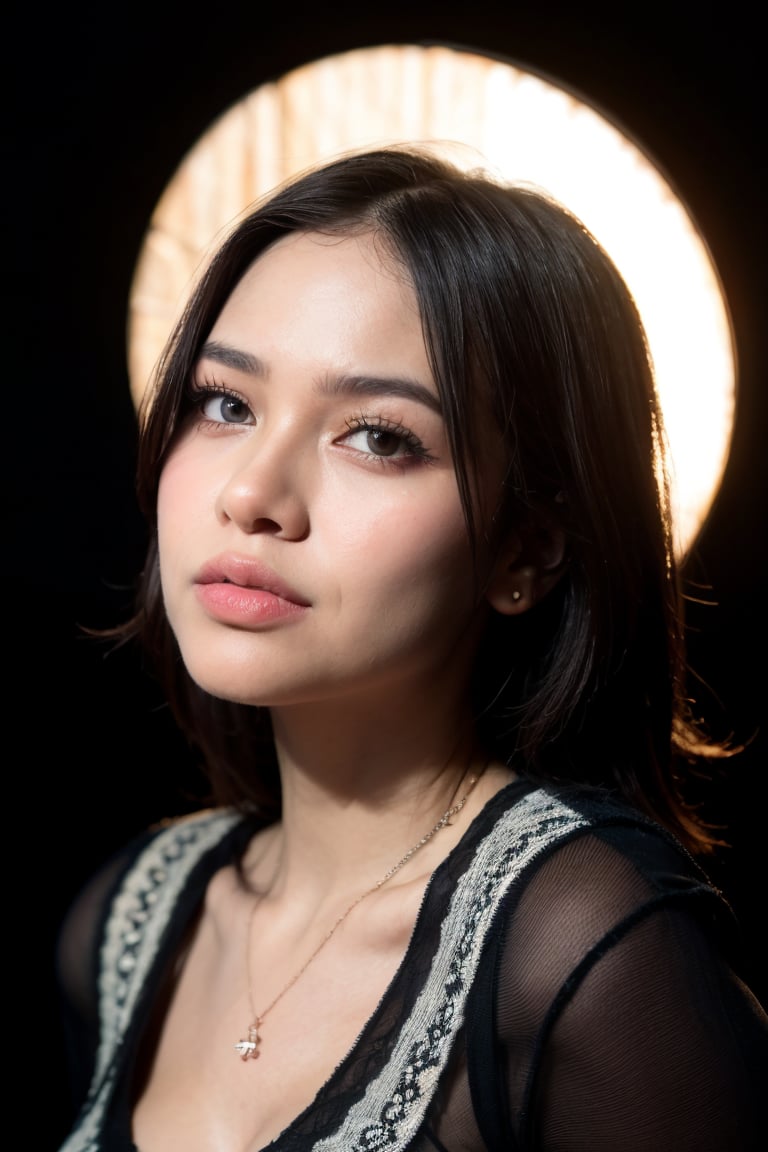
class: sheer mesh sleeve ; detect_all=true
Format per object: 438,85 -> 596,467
491,828 -> 768,1150
54,803 -> 767,1151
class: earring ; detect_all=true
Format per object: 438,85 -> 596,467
511,590 -> 522,602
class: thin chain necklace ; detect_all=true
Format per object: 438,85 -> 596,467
234,771 -> 481,1060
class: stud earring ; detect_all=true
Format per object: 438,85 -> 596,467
511,590 -> 522,602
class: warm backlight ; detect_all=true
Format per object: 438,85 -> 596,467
128,44 -> 735,557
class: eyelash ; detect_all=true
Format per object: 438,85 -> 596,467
187,382 -> 252,426
342,413 -> 433,465
185,382 -> 435,465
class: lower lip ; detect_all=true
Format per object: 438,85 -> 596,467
194,583 -> 308,627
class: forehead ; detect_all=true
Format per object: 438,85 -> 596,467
207,230 -> 429,373
226,229 -> 415,316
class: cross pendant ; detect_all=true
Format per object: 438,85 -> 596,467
234,1022 -> 260,1060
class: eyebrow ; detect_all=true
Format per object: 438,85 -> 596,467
200,341 -> 264,376
199,340 -> 442,415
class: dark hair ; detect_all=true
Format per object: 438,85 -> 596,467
120,144 -> 733,851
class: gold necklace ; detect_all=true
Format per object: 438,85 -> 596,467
235,772 -> 481,1060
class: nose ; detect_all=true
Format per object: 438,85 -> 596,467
215,423 -> 311,540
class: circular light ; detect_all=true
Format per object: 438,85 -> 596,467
128,44 -> 735,557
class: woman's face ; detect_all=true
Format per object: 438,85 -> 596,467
157,229 -> 499,714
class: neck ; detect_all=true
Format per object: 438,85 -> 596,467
245,710 -> 490,896
278,691 -> 476,790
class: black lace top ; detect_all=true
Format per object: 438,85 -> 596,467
55,780 -> 768,1151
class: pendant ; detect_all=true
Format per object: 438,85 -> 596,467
235,1021 -> 260,1060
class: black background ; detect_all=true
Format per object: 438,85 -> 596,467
16,2 -> 764,1145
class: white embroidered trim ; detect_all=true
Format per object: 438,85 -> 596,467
58,808 -> 242,1152
59,790 -> 589,1151
313,789 -> 589,1149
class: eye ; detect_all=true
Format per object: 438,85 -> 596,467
340,416 -> 432,463
347,426 -> 407,458
195,388 -> 255,425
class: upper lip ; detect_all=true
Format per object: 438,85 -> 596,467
195,553 -> 311,605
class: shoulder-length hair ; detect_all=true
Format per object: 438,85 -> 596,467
119,144 -> 731,852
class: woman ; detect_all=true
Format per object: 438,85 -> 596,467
56,145 -> 767,1151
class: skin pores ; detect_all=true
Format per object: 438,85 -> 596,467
157,230 -> 496,721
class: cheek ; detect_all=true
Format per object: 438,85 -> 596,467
156,451 -> 207,566
157,459 -> 184,550
331,488 -> 476,606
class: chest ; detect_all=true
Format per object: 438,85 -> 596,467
131,881 -> 419,1151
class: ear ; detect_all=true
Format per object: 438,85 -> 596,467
485,519 -> 567,616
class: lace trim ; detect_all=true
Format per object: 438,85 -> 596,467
59,808 -> 243,1152
313,788 -> 588,1149
59,790 -> 589,1151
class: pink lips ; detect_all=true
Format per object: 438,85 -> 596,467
194,553 -> 310,627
